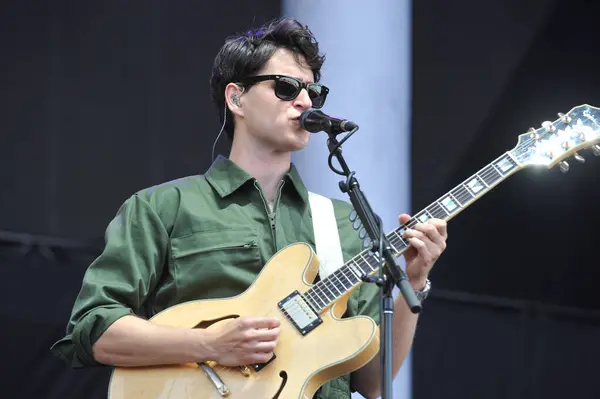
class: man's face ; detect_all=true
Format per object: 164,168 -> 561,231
238,48 -> 318,152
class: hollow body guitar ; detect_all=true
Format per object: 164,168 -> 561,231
107,105 -> 600,398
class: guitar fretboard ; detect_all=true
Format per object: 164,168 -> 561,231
302,151 -> 522,312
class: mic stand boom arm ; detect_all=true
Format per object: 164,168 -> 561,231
324,130 -> 421,399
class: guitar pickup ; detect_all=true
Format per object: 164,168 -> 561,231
278,290 -> 322,336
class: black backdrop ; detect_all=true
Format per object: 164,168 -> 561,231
0,0 -> 279,239
412,0 -> 600,310
0,1 -> 280,398
412,0 -> 600,398
2,0 -> 600,398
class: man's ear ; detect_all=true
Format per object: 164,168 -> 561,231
224,83 -> 245,117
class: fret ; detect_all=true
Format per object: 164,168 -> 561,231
491,164 -> 503,176
302,290 -> 319,309
428,201 -> 449,219
387,239 -> 399,253
451,185 -> 473,205
480,165 -> 502,186
303,294 -> 320,312
335,272 -> 350,291
343,267 -> 360,285
415,209 -> 433,223
313,283 -> 332,306
310,289 -> 327,309
348,259 -> 364,279
440,194 -> 461,214
494,153 -> 519,176
366,253 -> 380,270
349,268 -> 361,284
335,270 -> 353,289
360,256 -> 374,275
320,280 -> 337,299
389,230 -> 409,252
303,292 -> 318,310
326,277 -> 343,295
389,230 -> 405,246
465,175 -> 486,195
359,253 -> 375,273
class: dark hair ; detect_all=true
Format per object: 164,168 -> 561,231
210,18 -> 325,140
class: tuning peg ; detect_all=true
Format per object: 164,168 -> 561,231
558,112 -> 572,124
528,127 -> 540,140
559,161 -> 570,173
574,152 -> 586,163
593,145 -> 600,156
542,121 -> 556,133
562,141 -> 570,150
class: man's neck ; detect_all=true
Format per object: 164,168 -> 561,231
229,138 -> 291,203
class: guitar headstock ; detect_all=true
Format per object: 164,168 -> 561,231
512,104 -> 600,172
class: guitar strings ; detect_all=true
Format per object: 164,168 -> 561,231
304,139 -> 546,310
309,122 -> 595,311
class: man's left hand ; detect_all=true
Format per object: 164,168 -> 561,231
399,213 -> 448,289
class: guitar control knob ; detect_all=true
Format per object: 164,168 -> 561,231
559,161 -> 569,173
574,152 -> 585,163
593,145 -> 600,156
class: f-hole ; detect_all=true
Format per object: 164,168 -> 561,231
193,314 -> 239,329
272,371 -> 288,399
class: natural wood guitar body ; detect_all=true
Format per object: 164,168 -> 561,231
108,243 -> 380,399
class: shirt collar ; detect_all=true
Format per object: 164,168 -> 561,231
205,155 -> 309,204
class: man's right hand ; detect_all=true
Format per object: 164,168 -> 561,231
202,316 -> 281,366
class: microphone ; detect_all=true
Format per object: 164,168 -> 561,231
299,109 -> 358,134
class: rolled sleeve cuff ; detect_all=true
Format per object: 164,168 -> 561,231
51,306 -> 134,368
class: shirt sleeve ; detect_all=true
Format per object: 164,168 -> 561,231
347,281 -> 381,324
50,193 -> 169,368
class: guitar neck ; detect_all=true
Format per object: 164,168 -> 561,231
303,150 -> 524,312
385,150 -> 523,253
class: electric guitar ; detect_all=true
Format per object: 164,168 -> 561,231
107,104 -> 600,398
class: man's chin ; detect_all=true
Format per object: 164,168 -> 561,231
281,130 -> 310,152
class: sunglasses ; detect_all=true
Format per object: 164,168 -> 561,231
237,74 -> 329,108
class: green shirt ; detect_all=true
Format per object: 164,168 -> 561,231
51,156 -> 381,399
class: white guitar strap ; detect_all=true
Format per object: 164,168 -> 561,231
308,191 -> 344,279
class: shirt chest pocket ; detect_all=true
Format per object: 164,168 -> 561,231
170,228 -> 263,301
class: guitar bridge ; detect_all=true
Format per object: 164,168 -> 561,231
278,290 -> 322,336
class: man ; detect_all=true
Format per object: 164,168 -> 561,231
51,18 -> 447,399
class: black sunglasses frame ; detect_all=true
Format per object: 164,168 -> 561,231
236,74 -> 329,108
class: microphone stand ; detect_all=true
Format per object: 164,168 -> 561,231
323,127 -> 422,399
